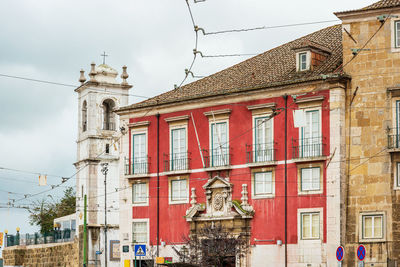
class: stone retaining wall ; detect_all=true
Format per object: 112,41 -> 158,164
3,240 -> 79,267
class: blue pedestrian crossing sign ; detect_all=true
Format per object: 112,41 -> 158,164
134,244 -> 146,257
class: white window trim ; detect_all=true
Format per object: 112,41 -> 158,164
395,162 -> 400,190
298,107 -> 322,158
132,218 -> 150,245
299,107 -> 322,138
132,181 -> 149,207
297,207 -> 323,242
169,177 -> 189,205
169,124 -> 189,171
391,19 -> 400,52
393,98 -> 400,129
252,114 -> 274,162
298,166 -> 323,195
131,128 -> 148,174
297,162 -> 323,195
208,118 -> 230,167
296,51 -> 311,71
359,211 -> 386,243
252,171 -> 275,199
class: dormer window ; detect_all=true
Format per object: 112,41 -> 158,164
293,40 -> 331,72
299,52 -> 308,71
296,51 -> 310,72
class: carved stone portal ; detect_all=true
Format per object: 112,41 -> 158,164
185,176 -> 254,222
184,176 -> 254,267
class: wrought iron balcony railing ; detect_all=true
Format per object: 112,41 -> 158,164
202,147 -> 231,168
246,143 -> 275,163
292,137 -> 326,159
163,152 -> 191,172
388,128 -> 400,149
125,156 -> 150,175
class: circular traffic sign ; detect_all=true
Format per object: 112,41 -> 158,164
357,245 -> 366,261
336,246 -> 344,261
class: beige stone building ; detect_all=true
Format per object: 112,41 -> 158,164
336,0 -> 400,266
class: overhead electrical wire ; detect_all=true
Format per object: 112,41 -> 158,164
9,105 -> 157,204
176,0 -> 202,88
202,19 -> 340,35
334,14 -> 391,73
201,53 -> 259,58
0,73 -> 150,99
1,8 -> 395,208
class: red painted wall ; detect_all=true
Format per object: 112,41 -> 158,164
129,91 -> 330,246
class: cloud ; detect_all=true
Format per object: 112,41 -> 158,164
0,0 -> 377,235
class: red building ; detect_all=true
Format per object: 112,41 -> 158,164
118,24 -> 347,266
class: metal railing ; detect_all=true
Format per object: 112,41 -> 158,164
388,128 -> 400,149
246,143 -> 275,163
203,147 -> 231,168
292,137 -> 325,159
5,229 -> 75,247
102,121 -> 115,131
164,152 -> 191,172
125,156 -> 150,175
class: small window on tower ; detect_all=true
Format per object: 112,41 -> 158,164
106,144 -> 110,154
102,99 -> 115,131
82,100 -> 87,132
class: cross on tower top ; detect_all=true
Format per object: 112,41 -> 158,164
101,51 -> 109,65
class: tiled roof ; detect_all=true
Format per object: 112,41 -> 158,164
120,24 -> 343,111
335,0 -> 400,15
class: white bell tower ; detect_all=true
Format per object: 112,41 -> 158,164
74,62 -> 132,267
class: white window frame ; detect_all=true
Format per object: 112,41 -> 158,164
252,171 -> 274,199
299,107 -> 322,158
297,208 -> 323,242
359,212 -> 386,242
396,21 -> 400,48
300,167 -> 321,191
396,162 -> 400,190
299,52 -> 307,71
131,129 -> 148,175
169,125 -> 188,171
296,51 -> 311,71
209,119 -> 229,167
392,99 -> 400,149
253,114 -> 274,162
391,19 -> 400,52
132,218 -> 149,244
132,181 -> 149,206
169,177 -> 189,204
298,163 -> 323,195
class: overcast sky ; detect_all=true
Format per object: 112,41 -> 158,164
0,0 -> 376,247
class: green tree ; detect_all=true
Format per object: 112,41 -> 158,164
28,187 -> 76,233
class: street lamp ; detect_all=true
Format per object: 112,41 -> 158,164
101,163 -> 109,267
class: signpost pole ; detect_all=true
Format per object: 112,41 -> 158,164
83,195 -> 87,267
